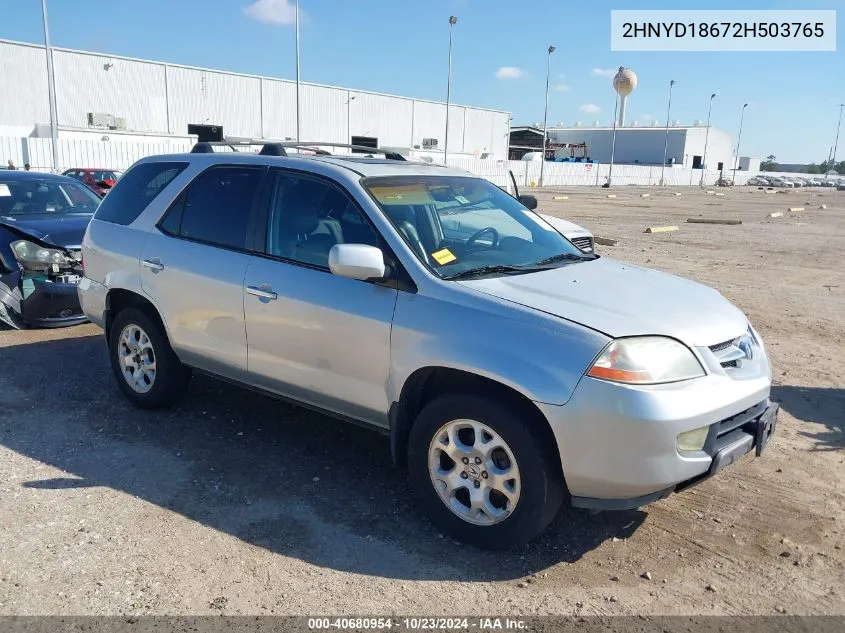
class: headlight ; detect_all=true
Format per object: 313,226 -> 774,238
587,336 -> 706,384
11,240 -> 72,272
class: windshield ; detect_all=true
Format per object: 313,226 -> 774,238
362,175 -> 591,279
0,178 -> 101,217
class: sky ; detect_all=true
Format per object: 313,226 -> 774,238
1,0 -> 842,163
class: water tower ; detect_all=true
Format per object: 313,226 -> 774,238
612,66 -> 638,127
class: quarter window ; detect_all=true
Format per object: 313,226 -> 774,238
94,161 -> 187,225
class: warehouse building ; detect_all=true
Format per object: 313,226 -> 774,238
509,124 -> 737,171
0,39 -> 510,158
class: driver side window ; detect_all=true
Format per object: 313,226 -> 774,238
265,172 -> 380,269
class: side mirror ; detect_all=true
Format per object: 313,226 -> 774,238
328,244 -> 386,281
518,194 -> 538,210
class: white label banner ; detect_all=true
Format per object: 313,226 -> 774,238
611,10 -> 836,51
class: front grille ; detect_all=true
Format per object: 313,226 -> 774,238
571,236 -> 593,252
709,339 -> 735,353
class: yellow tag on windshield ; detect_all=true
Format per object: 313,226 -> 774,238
431,248 -> 457,266
368,184 -> 435,205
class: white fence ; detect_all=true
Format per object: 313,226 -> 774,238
1,136 -> 839,188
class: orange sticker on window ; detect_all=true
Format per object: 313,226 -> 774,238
368,184 -> 435,205
431,248 -> 457,266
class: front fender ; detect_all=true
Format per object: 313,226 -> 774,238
389,292 -> 608,406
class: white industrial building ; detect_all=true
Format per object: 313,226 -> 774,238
511,125 -> 737,172
0,39 -> 510,158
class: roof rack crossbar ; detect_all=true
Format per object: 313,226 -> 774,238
190,139 -> 288,155
279,142 -> 407,161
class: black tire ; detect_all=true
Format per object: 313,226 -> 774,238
108,306 -> 191,409
407,393 -> 564,550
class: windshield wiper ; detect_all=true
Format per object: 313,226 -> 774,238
444,265 -> 534,280
528,252 -> 595,267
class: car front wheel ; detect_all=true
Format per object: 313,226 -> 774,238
408,393 -> 564,549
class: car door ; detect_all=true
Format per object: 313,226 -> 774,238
140,164 -> 265,381
243,169 -> 398,426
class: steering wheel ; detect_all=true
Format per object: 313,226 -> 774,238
465,227 -> 500,249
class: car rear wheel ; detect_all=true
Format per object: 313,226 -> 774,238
408,393 -> 564,549
108,307 -> 190,408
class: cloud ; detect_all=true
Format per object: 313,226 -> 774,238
641,113 -> 654,120
554,84 -> 571,92
495,66 -> 523,79
591,68 -> 616,77
243,0 -> 298,25
579,104 -> 601,114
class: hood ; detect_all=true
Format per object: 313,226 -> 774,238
458,257 -> 747,347
0,213 -> 92,248
538,213 -> 591,237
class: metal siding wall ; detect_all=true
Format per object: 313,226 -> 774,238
0,42 -> 49,129
166,66 -> 261,138
52,50 -> 168,132
446,105 -> 465,153
302,84 -> 347,144
411,100 -> 445,150
351,93 -> 412,148
261,78 -> 297,140
464,108 -> 497,155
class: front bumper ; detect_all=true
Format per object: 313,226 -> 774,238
0,273 -> 86,328
536,358 -> 775,508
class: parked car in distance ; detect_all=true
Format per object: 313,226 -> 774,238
768,177 -> 792,188
0,170 -> 100,328
79,144 -> 778,549
715,176 -> 734,187
837,182 -> 845,191
62,168 -> 120,197
747,177 -> 770,186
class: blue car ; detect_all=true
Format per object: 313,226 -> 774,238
0,171 -> 101,328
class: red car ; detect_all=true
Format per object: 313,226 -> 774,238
61,168 -> 120,197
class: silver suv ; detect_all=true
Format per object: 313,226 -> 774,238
79,143 -> 777,549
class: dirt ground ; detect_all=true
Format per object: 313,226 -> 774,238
0,185 -> 843,617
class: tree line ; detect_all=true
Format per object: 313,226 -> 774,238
760,154 -> 845,174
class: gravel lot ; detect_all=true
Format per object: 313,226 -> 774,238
1,185 -> 843,616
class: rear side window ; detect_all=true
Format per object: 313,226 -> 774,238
93,161 -> 187,225
158,166 -> 262,251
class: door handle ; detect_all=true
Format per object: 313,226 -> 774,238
142,258 -> 164,271
246,285 -> 278,301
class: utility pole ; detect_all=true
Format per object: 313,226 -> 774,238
444,16 -> 457,163
539,45 -> 555,187
295,0 -> 301,142
700,92 -> 716,186
40,0 -> 59,172
659,79 -> 675,186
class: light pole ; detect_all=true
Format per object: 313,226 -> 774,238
539,45 -> 555,187
444,15 -> 457,163
608,97 -> 619,187
295,0 -> 301,142
832,103 -> 844,169
700,92 -> 716,186
40,0 -> 59,172
659,79 -> 675,186
732,103 -> 748,183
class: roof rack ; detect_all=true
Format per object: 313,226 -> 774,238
188,139 -> 407,161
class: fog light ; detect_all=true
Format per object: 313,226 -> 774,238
677,426 -> 710,452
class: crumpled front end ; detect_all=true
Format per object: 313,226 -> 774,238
0,249 -> 87,329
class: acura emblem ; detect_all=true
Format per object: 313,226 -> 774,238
738,336 -> 754,361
